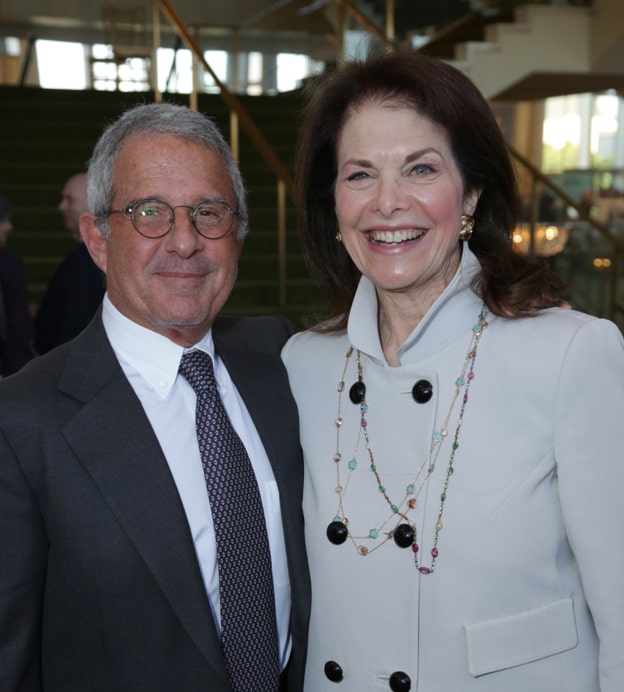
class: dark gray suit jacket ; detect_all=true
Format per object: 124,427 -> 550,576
0,311 -> 310,691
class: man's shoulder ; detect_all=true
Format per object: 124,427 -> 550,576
213,314 -> 296,354
2,314 -> 107,392
0,344 -> 68,408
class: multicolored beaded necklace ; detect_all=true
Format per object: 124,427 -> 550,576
326,307 -> 488,575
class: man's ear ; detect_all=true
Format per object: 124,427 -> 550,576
79,213 -> 107,274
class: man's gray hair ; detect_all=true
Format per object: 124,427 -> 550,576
87,102 -> 248,239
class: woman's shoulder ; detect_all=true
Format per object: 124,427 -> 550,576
515,306 -> 619,334
281,325 -> 348,367
492,306 -> 623,357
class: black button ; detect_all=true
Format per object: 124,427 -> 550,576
412,379 -> 433,403
326,520 -> 348,545
393,523 -> 415,549
389,670 -> 411,691
349,380 -> 366,404
324,660 -> 343,682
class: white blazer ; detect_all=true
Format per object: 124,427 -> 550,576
282,249 -> 624,691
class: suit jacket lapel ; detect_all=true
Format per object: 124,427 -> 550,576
213,335 -> 302,531
214,343 -> 285,483
58,316 -> 228,681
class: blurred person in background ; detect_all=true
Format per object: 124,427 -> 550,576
35,171 -> 105,353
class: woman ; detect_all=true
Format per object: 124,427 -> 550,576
282,50 -> 624,691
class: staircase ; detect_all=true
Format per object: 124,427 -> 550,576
454,3 -> 593,100
0,85 -> 321,328
436,2 -> 624,101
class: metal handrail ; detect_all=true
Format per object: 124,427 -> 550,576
510,146 -> 624,252
18,33 -> 37,86
155,0 -> 295,200
154,0 -> 294,305
338,0 -> 393,46
509,144 -> 624,323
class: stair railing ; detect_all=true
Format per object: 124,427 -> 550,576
18,33 -> 37,86
510,145 -> 624,328
154,0 -> 294,305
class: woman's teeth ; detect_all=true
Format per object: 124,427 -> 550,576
370,229 -> 424,245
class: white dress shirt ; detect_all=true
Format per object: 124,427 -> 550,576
102,295 -> 291,669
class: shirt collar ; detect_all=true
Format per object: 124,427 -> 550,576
101,294 -> 215,399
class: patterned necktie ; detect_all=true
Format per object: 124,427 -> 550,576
179,350 -> 280,691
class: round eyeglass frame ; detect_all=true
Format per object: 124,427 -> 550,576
105,198 -> 240,239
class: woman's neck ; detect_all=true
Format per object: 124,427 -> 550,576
377,293 -> 433,366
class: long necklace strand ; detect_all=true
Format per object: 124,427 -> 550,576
329,307 -> 488,575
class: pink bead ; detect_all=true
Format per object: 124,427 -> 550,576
418,567 -> 432,575
412,543 -> 419,553
361,419 -> 367,428
431,548 -> 438,557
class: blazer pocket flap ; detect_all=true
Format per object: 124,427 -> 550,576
464,598 -> 578,677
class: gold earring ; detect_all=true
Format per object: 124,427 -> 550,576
335,231 -> 342,242
459,214 -> 474,241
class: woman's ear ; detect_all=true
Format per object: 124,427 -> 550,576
464,188 -> 482,217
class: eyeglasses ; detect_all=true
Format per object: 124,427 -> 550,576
106,198 -> 239,239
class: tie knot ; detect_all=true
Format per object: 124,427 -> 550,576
179,350 -> 216,393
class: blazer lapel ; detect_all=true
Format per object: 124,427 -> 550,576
58,316 -> 228,681
215,345 -> 285,480
213,337 -> 302,523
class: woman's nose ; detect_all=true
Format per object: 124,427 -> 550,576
374,175 -> 408,216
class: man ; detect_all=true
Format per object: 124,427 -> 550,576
34,171 -> 105,353
0,103 -> 309,690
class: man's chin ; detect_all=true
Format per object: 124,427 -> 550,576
150,307 -> 219,337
